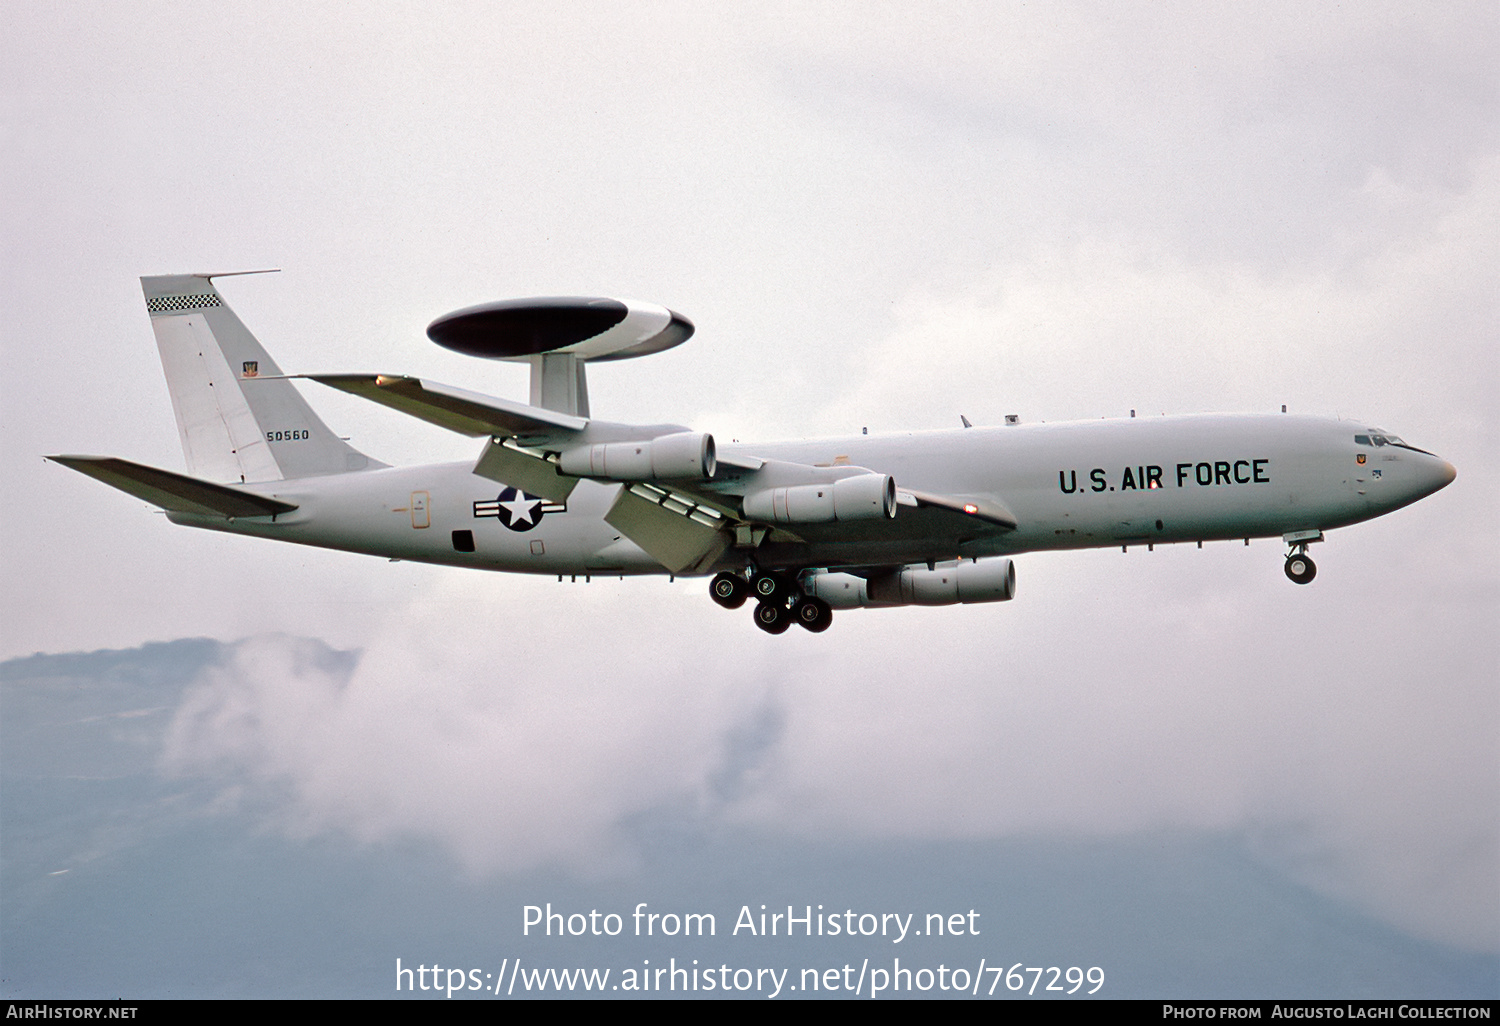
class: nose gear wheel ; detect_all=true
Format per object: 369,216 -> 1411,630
1282,534 -> 1319,585
1284,553 -> 1317,584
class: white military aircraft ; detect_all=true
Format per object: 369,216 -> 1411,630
51,272 -> 1456,634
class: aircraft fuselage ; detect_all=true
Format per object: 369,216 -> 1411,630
173,412 -> 1454,577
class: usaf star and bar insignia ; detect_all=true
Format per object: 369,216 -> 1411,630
474,487 -> 566,532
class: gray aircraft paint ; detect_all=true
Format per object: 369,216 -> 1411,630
170,412 -> 1452,572
54,274 -> 1456,624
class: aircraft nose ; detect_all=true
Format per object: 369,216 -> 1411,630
1421,456 -> 1457,496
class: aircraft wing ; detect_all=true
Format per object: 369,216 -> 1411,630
47,455 -> 297,518
601,463 -> 1018,575
305,374 -> 587,440
897,488 -> 1018,530
604,481 -> 735,574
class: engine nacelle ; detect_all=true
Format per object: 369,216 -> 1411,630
805,560 -> 1016,608
803,572 -> 873,608
557,431 -> 716,480
742,473 -> 896,524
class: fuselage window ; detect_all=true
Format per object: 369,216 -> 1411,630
1354,434 -> 1372,446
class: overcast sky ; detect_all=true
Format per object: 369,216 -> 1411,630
2,0 -> 1496,991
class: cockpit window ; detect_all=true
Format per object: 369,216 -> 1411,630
1361,429 -> 1432,455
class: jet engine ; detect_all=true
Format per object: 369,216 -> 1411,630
742,473 -> 896,524
558,431 -> 716,480
805,559 -> 1016,608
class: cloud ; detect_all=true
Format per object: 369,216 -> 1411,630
742,568 -> 1498,953
830,151 -> 1500,437
160,542 -> 1497,952
160,579 -> 779,876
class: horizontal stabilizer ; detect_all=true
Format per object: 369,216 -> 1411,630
48,456 -> 297,518
305,374 -> 586,439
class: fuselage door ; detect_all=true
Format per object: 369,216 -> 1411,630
410,491 -> 430,529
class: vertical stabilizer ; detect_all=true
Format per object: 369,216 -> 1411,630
142,273 -> 379,483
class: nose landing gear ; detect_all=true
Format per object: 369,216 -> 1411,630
1282,530 -> 1323,585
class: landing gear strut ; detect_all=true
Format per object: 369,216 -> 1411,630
1282,530 -> 1322,585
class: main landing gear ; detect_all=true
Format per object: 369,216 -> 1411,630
710,571 -> 749,608
710,570 -> 833,634
1282,530 -> 1322,585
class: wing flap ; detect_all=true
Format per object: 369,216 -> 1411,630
604,483 -> 731,574
471,439 -> 579,504
48,455 -> 297,518
306,374 -> 587,439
